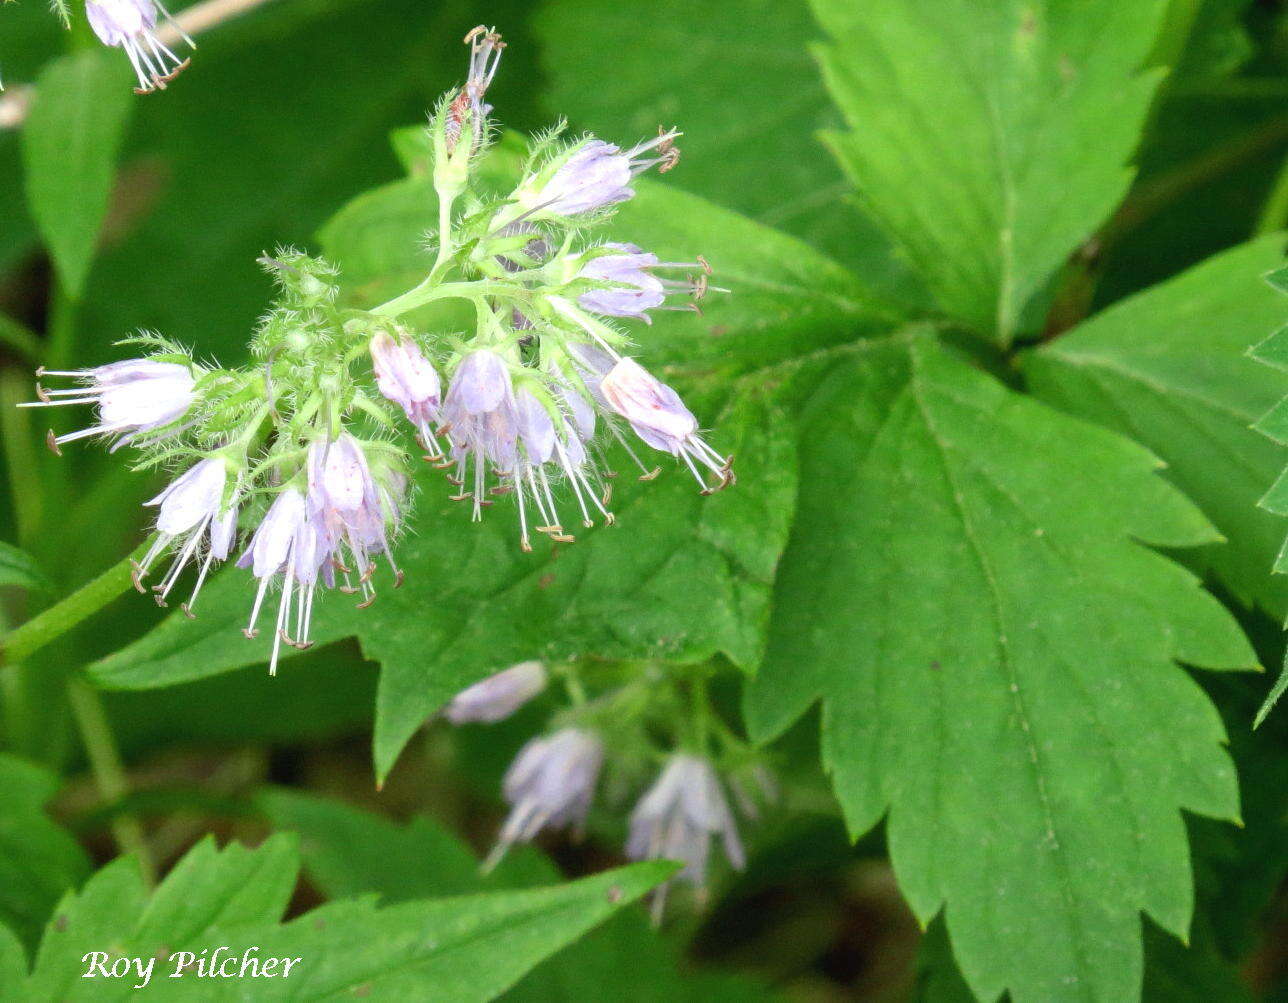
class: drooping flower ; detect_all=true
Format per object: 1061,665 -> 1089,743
133,457 -> 238,614
626,754 -> 746,920
441,349 -> 518,519
369,331 -> 442,455
599,357 -> 733,492
85,0 -> 194,94
486,728 -> 605,870
20,359 -> 195,454
236,487 -> 327,675
444,660 -> 548,724
516,131 -> 681,218
306,434 -> 404,601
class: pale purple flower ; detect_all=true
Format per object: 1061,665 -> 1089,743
486,385 -> 614,552
600,357 -> 732,492
486,728 -> 605,870
441,350 -> 518,519
576,243 -> 719,322
627,754 -> 746,920
21,359 -> 195,454
518,131 -> 680,217
237,487 -> 328,675
85,0 -> 193,94
444,660 -> 547,724
370,331 -> 442,456
577,244 -> 665,320
132,457 -> 238,615
306,434 -> 403,601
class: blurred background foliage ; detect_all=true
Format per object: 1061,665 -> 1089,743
1,0 -> 1288,999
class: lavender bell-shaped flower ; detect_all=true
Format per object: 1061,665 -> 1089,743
441,350 -> 518,519
626,754 -> 746,921
485,727 -> 605,870
443,660 -> 548,724
516,130 -> 681,218
21,359 -> 196,455
599,357 -> 733,492
85,0 -> 194,94
133,457 -> 238,614
237,487 -> 328,675
369,331 -> 442,457
576,244 -> 720,322
577,244 -> 666,320
307,434 -> 403,600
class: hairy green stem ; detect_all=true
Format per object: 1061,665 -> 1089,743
67,677 -> 156,886
370,278 -> 497,318
0,539 -> 152,667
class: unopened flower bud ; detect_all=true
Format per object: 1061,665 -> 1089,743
444,660 -> 547,724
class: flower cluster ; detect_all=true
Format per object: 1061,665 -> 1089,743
442,658 -> 771,920
21,26 -> 730,673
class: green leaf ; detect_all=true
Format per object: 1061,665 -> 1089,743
0,924 -> 27,1000
258,788 -> 773,1002
91,387 -> 796,780
0,755 -> 90,953
21,50 -> 133,299
533,0 -> 927,309
13,832 -> 671,1000
1247,263 -> 1288,724
746,330 -> 1254,1001
812,0 -> 1168,341
1024,235 -> 1288,615
0,541 -> 49,592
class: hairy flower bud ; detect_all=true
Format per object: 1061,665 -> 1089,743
444,660 -> 548,724
370,331 -> 442,453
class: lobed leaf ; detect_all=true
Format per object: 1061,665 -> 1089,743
1025,234 -> 1288,616
745,329 -> 1254,1001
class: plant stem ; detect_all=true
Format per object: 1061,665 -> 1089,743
66,677 -> 156,886
370,279 -> 496,318
0,539 -> 152,667
0,369 -> 44,548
